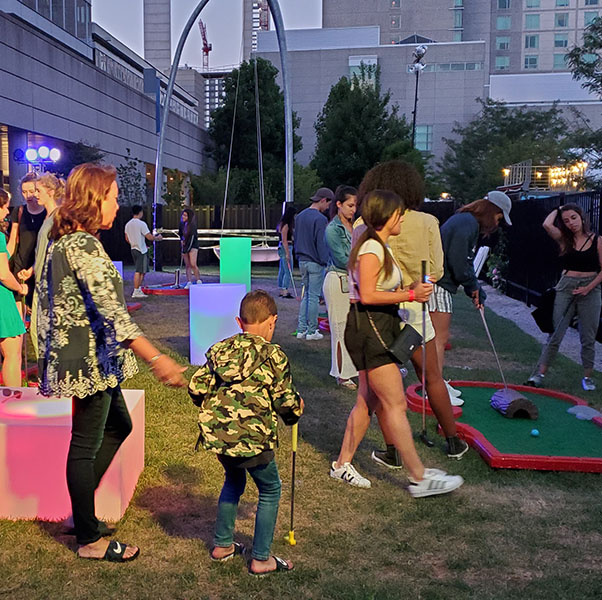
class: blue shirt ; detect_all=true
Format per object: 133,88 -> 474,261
325,215 -> 352,273
294,207 -> 329,266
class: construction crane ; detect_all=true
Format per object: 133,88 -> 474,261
198,19 -> 212,71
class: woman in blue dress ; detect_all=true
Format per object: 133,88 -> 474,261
0,189 -> 27,386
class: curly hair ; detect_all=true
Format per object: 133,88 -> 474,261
0,188 -> 9,208
348,189 -> 404,281
50,163 -> 117,240
357,161 -> 425,212
457,198 -> 502,236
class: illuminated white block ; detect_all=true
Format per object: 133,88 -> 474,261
189,283 -> 247,365
0,388 -> 145,522
112,261 -> 124,278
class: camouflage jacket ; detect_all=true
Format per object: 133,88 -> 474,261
188,333 -> 303,457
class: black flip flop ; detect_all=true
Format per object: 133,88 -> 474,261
210,542 -> 245,562
78,540 -> 140,563
248,555 -> 293,576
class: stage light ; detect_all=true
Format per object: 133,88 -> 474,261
25,148 -> 38,162
13,149 -> 24,161
49,148 -> 61,162
38,146 -> 50,159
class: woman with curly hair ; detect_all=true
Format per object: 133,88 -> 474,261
527,203 -> 602,391
179,207 -> 201,287
38,163 -> 186,562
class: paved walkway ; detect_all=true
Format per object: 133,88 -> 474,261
482,284 -> 602,373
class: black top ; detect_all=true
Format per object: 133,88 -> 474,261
179,222 -> 199,252
560,234 -> 600,273
11,204 -> 47,272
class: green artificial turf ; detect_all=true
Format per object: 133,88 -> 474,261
454,386 -> 602,458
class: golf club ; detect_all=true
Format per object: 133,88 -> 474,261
419,261 -> 434,447
284,423 -> 298,545
285,256 -> 298,299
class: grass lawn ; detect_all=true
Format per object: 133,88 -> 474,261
1,266 -> 601,600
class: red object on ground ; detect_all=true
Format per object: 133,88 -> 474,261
127,302 -> 142,313
444,342 -> 452,351
318,317 -> 330,333
406,380 -> 602,473
141,286 -> 188,296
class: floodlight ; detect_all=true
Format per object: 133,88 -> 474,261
38,146 -> 50,159
25,148 -> 38,162
49,148 -> 61,162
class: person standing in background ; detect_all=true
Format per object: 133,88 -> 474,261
179,208 -> 201,288
295,187 -> 333,340
125,205 -> 162,298
276,205 -> 296,298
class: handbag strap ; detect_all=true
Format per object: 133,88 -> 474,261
365,310 -> 391,353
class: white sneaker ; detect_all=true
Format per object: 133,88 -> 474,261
195,279 -> 203,284
305,331 -> 324,341
184,281 -> 192,289
330,461 -> 371,488
445,381 -> 464,406
132,289 -> 147,298
526,373 -> 545,388
408,468 -> 464,498
296,332 -> 306,339
582,377 -> 596,391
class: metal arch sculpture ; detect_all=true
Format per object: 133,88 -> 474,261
152,0 -> 294,237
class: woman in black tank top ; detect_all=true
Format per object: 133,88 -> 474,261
527,203 -> 602,391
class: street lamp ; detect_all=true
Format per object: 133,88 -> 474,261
410,44 -> 428,148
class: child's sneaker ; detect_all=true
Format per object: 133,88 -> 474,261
371,449 -> 403,469
330,462 -> 371,488
582,377 -> 596,391
296,331 -> 306,339
408,468 -> 464,498
131,288 -> 147,298
445,437 -> 469,460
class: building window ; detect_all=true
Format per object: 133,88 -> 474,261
498,0 -> 511,8
390,0 -> 401,7
415,125 -> 433,152
496,36 -> 510,50
554,53 -> 568,69
453,31 -> 463,41
525,14 -> 540,28
555,13 -> 569,27
525,34 -> 539,48
51,0 -> 64,28
555,33 -> 569,47
497,16 -> 511,29
555,0 -> 568,6
524,55 -> 538,69
391,15 -> 401,28
526,0 -> 540,7
454,10 -> 463,27
454,0 -> 464,6
585,0 -> 599,5
75,0 -> 90,41
495,56 -> 510,70
38,0 -> 51,18
64,0 -> 76,35
585,12 -> 599,26
349,57 -> 378,88
22,0 -> 36,9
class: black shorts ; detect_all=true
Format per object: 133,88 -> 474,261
131,249 -> 149,274
344,303 -> 402,371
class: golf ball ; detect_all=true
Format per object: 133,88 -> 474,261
531,429 -> 540,437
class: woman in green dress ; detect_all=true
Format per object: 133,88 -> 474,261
0,189 -> 27,387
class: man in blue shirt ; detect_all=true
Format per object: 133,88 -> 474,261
295,187 -> 334,340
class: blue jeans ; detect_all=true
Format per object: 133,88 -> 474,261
214,458 -> 282,561
297,260 -> 325,335
277,245 -> 292,291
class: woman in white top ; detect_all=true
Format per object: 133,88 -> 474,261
329,190 -> 464,498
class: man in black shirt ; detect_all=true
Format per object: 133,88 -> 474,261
12,172 -> 46,310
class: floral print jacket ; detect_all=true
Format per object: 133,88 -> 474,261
37,231 -> 141,399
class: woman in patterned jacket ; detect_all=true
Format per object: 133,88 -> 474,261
37,163 -> 186,563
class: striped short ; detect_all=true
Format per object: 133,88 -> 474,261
428,285 -> 453,313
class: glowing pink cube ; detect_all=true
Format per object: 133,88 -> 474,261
0,388 -> 144,522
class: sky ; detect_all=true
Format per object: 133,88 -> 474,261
92,0 -> 322,70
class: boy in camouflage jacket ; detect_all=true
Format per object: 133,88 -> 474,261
189,290 -> 303,575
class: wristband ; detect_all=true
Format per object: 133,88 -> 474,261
149,353 -> 164,365
408,289 -> 415,302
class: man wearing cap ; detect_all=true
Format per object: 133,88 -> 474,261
294,187 -> 334,340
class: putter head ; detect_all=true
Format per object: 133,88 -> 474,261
419,432 -> 435,447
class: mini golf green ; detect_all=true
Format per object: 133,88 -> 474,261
406,381 -> 602,472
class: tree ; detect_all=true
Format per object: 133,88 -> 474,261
311,65 -> 411,189
209,57 -> 301,172
439,99 -> 576,203
566,16 -> 602,96
47,140 -> 104,178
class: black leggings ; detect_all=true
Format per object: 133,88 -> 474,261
67,386 -> 132,545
